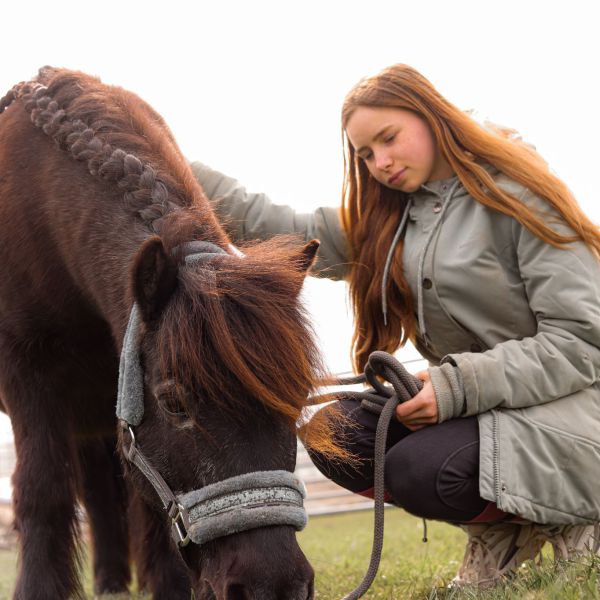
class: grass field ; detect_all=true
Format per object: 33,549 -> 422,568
1,510 -> 599,599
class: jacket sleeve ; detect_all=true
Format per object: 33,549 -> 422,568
189,161 -> 351,280
444,190 -> 600,417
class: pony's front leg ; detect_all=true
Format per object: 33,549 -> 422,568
128,486 -> 191,599
77,435 -> 130,595
10,413 -> 83,600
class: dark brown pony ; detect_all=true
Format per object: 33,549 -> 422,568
0,68 -> 337,600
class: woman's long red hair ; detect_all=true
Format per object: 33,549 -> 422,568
341,64 -> 600,371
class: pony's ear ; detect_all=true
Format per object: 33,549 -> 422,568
132,236 -> 178,323
296,239 -> 320,273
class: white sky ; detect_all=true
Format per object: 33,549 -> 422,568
1,0 -> 599,437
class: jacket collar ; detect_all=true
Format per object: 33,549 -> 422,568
417,163 -> 500,200
420,173 -> 461,197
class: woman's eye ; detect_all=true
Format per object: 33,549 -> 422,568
384,134 -> 396,144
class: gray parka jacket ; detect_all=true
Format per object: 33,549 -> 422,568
191,161 -> 600,525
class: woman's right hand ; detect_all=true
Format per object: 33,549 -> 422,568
395,371 -> 438,431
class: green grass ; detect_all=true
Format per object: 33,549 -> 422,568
299,511 -> 600,599
299,510 -> 465,598
0,548 -> 17,600
1,510 -> 599,599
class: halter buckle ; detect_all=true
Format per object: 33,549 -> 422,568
168,501 -> 191,547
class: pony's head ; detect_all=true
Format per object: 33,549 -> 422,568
123,226 -> 329,599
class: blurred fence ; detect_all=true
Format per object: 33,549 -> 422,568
0,358 -> 427,521
0,439 -> 15,503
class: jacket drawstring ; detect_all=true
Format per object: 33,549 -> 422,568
381,198 -> 413,326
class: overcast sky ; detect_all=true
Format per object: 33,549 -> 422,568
3,1 -> 597,214
1,1 -> 598,437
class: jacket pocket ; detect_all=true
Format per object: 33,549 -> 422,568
498,406 -> 600,522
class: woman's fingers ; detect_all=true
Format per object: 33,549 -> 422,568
395,379 -> 439,426
395,396 -> 436,420
414,370 -> 430,382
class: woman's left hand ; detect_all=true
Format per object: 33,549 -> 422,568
395,370 -> 438,431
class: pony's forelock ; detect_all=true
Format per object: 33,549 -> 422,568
157,237 -> 350,460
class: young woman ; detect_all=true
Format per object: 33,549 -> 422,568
191,64 -> 600,588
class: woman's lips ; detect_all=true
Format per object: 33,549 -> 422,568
388,168 -> 407,185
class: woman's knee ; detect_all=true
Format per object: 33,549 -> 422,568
383,419 -> 484,521
383,438 -> 431,514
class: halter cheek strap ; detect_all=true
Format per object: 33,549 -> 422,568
117,241 -> 308,548
116,241 -> 230,427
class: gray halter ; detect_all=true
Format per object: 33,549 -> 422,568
116,241 -> 307,547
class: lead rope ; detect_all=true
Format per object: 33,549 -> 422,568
315,351 -> 423,599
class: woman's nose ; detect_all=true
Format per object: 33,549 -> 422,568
375,151 -> 393,171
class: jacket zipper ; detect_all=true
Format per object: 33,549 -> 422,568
492,409 -> 502,506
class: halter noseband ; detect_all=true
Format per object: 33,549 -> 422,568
116,241 -> 307,547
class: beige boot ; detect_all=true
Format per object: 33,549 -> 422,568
536,523 -> 600,560
451,522 -> 547,589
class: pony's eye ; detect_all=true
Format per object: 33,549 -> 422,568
154,380 -> 187,417
160,394 -> 186,417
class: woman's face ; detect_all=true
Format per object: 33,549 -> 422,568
345,106 -> 453,193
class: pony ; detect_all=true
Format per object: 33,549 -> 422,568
0,67 -> 338,600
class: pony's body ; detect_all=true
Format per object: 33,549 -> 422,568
0,68 -> 325,599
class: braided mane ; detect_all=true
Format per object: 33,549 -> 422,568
0,67 -> 222,240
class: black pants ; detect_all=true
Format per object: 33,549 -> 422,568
309,398 -> 490,523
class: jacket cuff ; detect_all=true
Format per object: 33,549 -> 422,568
429,363 -> 466,423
